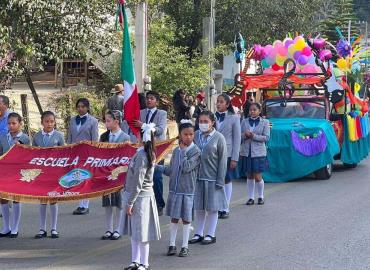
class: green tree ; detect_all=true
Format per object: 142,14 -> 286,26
354,0 -> 370,23
0,0 -> 116,113
320,0 -> 360,44
147,16 -> 211,96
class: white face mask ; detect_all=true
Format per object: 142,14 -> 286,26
199,123 -> 210,133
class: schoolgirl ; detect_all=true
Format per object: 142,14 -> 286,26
0,113 -> 30,238
159,120 -> 201,257
33,111 -> 65,239
100,110 -> 130,240
240,103 -> 270,205
122,123 -> 161,270
67,98 -> 99,215
189,111 -> 228,245
215,93 -> 241,219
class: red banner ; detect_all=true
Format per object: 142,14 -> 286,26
0,140 -> 175,203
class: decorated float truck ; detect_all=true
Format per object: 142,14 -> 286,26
230,35 -> 369,182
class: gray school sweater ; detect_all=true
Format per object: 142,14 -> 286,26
0,132 -> 31,155
124,148 -> 155,206
194,130 -> 228,187
163,143 -> 201,195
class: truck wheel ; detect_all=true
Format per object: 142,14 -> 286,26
343,163 -> 357,169
314,164 -> 333,180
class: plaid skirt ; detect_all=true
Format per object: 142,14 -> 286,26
102,191 -> 122,209
166,192 -> 194,222
241,155 -> 268,174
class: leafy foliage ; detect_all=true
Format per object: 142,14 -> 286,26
0,0 -> 116,80
320,0 -> 360,44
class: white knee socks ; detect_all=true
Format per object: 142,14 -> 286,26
131,239 -> 140,263
79,199 -> 89,208
206,211 -> 219,237
139,241 -> 150,267
39,204 -> 47,231
11,202 -> 21,234
194,210 -> 206,236
182,224 -> 191,248
40,204 -> 58,231
257,180 -> 265,199
1,203 -> 10,233
115,208 -> 123,233
247,179 -> 255,200
169,223 -> 178,246
224,182 -> 233,212
50,204 -> 58,231
105,206 -> 113,232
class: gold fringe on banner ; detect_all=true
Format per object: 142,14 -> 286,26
0,138 -> 178,204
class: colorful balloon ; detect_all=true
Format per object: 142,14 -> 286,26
293,51 -> 302,60
272,63 -> 280,71
261,59 -> 270,68
283,38 -> 294,48
297,55 -> 309,65
294,38 -> 306,51
301,46 -> 312,57
288,44 -> 296,56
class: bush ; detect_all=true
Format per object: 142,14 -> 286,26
49,88 -> 107,133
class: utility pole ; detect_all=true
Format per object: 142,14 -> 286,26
202,0 -> 216,112
134,1 -> 147,93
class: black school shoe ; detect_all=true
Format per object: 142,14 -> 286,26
51,230 -> 59,239
188,234 -> 204,244
124,262 -> 140,270
178,247 -> 189,257
137,265 -> 151,270
258,198 -> 265,205
167,246 -> 177,256
111,231 -> 121,240
219,211 -> 230,219
9,232 -> 18,238
0,231 -> 11,237
35,230 -> 47,239
246,199 -> 255,205
73,207 -> 89,215
201,235 -> 216,245
101,231 -> 113,240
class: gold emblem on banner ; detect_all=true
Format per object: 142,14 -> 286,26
108,166 -> 128,181
20,169 -> 42,182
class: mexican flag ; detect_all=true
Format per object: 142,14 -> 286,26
118,0 -> 140,136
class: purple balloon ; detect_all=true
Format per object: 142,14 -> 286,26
293,51 -> 301,60
298,55 -> 309,65
284,39 -> 294,48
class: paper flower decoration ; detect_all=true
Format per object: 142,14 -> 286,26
336,39 -> 351,58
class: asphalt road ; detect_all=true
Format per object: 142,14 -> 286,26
1,158 -> 370,270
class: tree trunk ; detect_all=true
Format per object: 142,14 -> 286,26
24,69 -> 43,115
20,94 -> 30,137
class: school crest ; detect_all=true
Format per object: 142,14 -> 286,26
20,169 -> 42,183
59,168 -> 92,188
108,166 -> 128,181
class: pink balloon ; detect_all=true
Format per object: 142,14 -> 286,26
277,46 -> 288,56
302,65 -> 317,73
293,51 -> 301,60
264,45 -> 273,54
266,57 -> 275,66
297,55 -> 309,65
273,40 -> 283,48
301,46 -> 312,56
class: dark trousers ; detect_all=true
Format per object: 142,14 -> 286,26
153,160 -> 166,208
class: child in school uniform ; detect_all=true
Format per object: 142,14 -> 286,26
240,103 -> 270,205
100,110 -> 130,241
158,120 -> 201,257
33,111 -> 65,239
189,111 -> 228,245
133,91 -> 168,216
67,98 -> 99,215
0,113 -> 30,238
215,93 -> 241,219
122,123 -> 161,270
